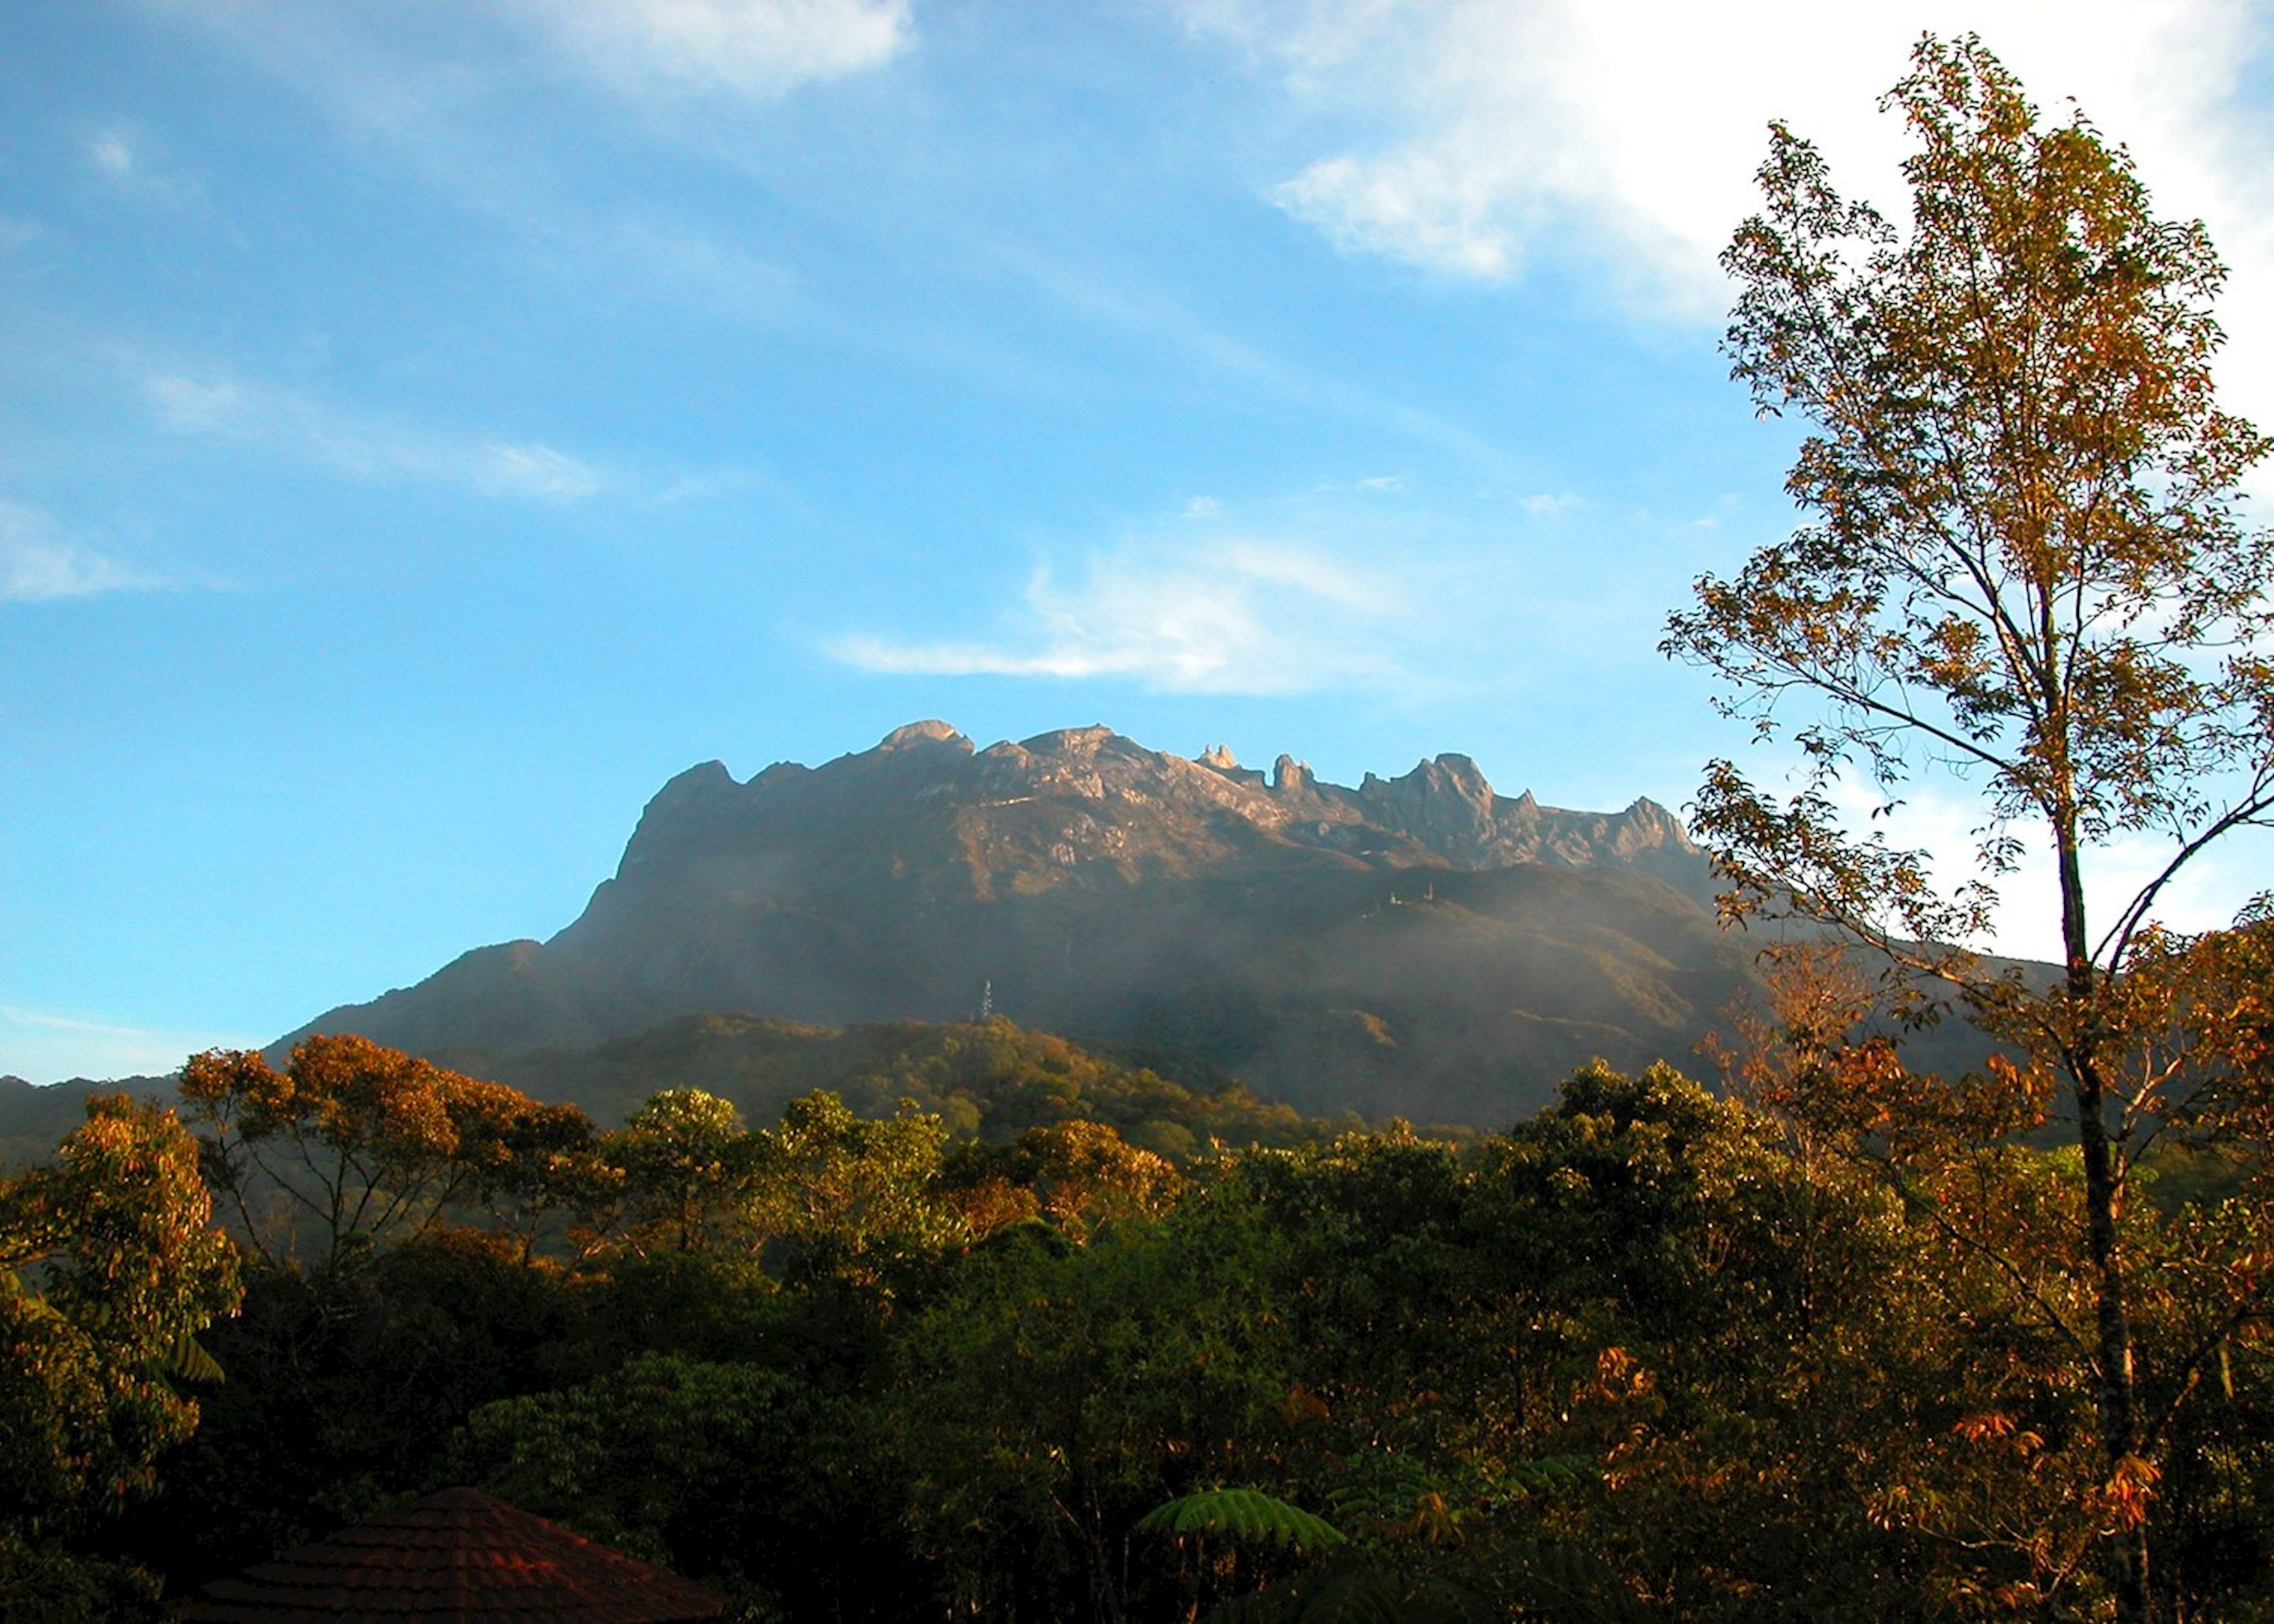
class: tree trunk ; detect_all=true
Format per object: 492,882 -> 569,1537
2057,827 -> 2151,1620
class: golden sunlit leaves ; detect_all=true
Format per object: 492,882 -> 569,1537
180,1035 -> 588,1275
2083,1454 -> 2163,1534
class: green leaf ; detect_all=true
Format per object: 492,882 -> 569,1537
1137,1488 -> 1347,1551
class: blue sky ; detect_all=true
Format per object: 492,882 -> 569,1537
8,0 -> 2274,1081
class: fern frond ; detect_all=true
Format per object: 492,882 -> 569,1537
153,1331 -> 224,1385
1138,1488 -> 1347,1552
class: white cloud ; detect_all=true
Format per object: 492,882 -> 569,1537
144,374 -> 256,435
1277,147 -> 1532,279
515,0 -> 913,101
831,536 -> 1410,694
143,368 -> 607,503
1519,491 -> 1578,517
1171,4 -> 2274,372
1357,474 -> 1403,492
0,502 -> 157,603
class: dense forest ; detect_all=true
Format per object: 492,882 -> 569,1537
3,1003 -> 2270,1621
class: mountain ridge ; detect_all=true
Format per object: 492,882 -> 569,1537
286,721 -> 1745,1121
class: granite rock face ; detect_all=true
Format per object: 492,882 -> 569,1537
286,723 -> 1745,1122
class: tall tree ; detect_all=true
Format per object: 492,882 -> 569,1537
1665,34 -> 2274,1618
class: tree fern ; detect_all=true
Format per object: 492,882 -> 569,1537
1137,1488 -> 1347,1552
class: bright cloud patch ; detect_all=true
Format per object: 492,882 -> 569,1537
520,0 -> 913,101
0,503 -> 155,603
1808,775 -> 2273,963
83,123 -> 203,207
144,370 -> 606,503
1178,3 -> 2271,325
833,538 -> 1409,694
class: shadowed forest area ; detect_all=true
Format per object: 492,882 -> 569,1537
4,1015 -> 2271,1620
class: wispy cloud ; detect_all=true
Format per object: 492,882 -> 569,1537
88,130 -> 136,178
0,1004 -> 255,1084
989,244 -> 1498,462
832,534 -> 1411,695
168,0 -> 912,116
139,3 -> 900,312
142,368 -> 608,503
0,501 -> 160,603
476,441 -> 605,501
605,218 -> 803,325
514,0 -> 914,102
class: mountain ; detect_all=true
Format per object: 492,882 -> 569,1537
0,1074 -> 173,1168
289,722 -> 1756,1125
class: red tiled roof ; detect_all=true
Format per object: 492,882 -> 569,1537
171,1487 -> 727,1623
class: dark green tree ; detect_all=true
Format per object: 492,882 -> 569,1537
606,1088 -> 758,1258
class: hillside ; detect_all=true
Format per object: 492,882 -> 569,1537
0,1073 -> 172,1168
433,1011 -> 1384,1155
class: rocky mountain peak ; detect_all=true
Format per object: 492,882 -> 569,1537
606,723 -> 1703,896
1019,723 -> 1117,756
876,719 -> 973,753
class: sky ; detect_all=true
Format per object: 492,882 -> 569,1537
7,0 -> 2274,1082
